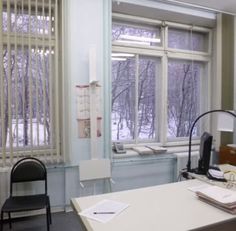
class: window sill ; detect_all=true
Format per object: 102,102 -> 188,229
112,145 -> 200,160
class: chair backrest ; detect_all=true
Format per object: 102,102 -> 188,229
10,157 -> 47,196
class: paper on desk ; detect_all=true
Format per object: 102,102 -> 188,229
188,183 -> 211,192
220,164 -> 236,173
196,185 -> 236,204
79,199 -> 129,223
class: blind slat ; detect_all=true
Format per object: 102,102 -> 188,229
42,0 -> 47,161
0,0 -> 60,165
14,0 -> 19,159
55,0 -> 60,162
7,0 -> 13,163
28,0 -> 33,155
0,0 -> 5,165
49,0 -> 53,161
35,0 -> 40,148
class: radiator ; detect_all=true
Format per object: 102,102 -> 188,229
0,168 -> 10,208
175,151 -> 199,180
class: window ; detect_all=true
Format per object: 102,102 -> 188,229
168,27 -> 209,52
167,59 -> 207,140
112,21 -> 162,47
0,0 -> 60,164
112,55 -> 160,141
112,14 -> 212,145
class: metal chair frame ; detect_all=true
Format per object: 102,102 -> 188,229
0,157 -> 52,231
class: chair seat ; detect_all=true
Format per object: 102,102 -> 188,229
2,194 -> 49,213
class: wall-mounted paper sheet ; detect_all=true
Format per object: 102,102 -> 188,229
217,112 -> 234,132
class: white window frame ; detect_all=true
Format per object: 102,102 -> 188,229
112,13 -> 213,147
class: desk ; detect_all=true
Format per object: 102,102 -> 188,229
219,145 -> 236,165
71,179 -> 236,231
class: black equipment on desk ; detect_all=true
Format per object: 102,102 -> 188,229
180,109 -> 236,181
189,132 -> 226,181
187,110 -> 236,173
193,132 -> 213,175
206,167 -> 227,182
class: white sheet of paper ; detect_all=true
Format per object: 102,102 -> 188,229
188,183 -> 211,192
79,199 -> 129,223
217,112 -> 234,132
196,185 -> 236,204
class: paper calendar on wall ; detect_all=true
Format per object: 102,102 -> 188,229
76,84 -> 102,138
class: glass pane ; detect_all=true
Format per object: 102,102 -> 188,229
138,56 -> 159,140
112,56 -> 135,141
168,28 -> 208,52
112,22 -> 161,47
167,59 -> 205,139
2,6 -> 54,36
1,46 -> 54,148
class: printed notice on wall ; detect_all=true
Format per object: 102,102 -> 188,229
76,85 -> 102,138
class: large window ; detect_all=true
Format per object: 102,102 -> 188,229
112,14 -> 212,145
0,0 -> 60,164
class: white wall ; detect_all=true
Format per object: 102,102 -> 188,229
63,0 -> 107,164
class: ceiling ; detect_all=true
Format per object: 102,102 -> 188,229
113,1 -> 217,27
162,0 -> 236,15
113,0 -> 236,27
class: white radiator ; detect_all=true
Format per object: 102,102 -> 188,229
175,151 -> 199,180
0,168 -> 10,208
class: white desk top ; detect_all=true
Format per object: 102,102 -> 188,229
71,179 -> 236,231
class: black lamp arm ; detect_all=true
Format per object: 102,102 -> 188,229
187,109 -> 236,172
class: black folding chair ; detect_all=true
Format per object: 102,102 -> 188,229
0,157 -> 52,231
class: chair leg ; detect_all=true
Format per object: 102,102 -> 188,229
8,213 -> 11,229
46,209 -> 50,231
0,211 -> 3,231
47,199 -> 52,224
48,206 -> 52,224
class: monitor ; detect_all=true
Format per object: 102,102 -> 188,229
195,132 -> 213,175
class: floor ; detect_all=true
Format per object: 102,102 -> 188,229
1,212 -> 84,231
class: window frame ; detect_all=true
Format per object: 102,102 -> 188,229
112,13 -> 213,147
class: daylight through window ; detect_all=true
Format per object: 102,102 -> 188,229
112,14 -> 212,145
0,0 -> 60,165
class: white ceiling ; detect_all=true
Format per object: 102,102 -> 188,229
162,0 -> 236,15
113,1 -> 217,27
113,0 -> 236,27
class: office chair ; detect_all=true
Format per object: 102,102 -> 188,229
0,157 -> 52,231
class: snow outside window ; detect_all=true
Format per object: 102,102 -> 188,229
0,0 -> 61,165
112,15 -> 212,145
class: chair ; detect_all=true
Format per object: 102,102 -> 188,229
0,157 -> 52,231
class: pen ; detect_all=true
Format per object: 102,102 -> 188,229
93,212 -> 115,214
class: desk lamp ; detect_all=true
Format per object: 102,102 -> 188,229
186,109 -> 236,174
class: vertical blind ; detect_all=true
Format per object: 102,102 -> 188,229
0,0 -> 60,166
